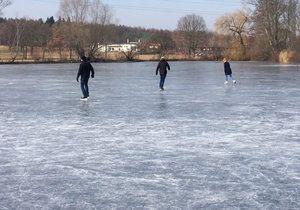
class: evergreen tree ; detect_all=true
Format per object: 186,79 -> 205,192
46,16 -> 55,27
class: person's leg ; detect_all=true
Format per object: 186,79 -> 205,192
160,74 -> 166,90
159,75 -> 163,89
224,75 -> 229,84
230,74 -> 236,83
80,80 -> 86,97
85,79 -> 89,97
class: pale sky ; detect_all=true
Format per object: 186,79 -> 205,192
3,0 -> 244,31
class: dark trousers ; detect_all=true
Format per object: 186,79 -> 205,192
159,74 -> 166,89
80,79 -> 89,98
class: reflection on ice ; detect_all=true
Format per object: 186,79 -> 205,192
0,62 -> 299,209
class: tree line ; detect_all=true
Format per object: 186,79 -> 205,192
0,0 -> 300,62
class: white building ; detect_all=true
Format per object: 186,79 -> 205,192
98,40 -> 140,53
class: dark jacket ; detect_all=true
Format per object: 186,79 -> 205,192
77,61 -> 94,81
156,60 -> 170,75
224,61 -> 232,75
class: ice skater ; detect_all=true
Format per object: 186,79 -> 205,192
156,56 -> 170,91
76,56 -> 94,100
223,58 -> 236,84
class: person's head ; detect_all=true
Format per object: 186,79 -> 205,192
81,56 -> 87,61
223,58 -> 227,63
160,56 -> 165,61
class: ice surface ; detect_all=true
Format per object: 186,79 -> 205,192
0,62 -> 299,209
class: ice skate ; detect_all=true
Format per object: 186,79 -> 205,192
233,80 -> 236,84
80,97 -> 88,101
224,81 -> 228,85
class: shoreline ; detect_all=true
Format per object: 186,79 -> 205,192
0,57 -> 297,65
0,60 -> 296,65
0,58 -> 221,65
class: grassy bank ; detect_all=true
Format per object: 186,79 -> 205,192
0,45 -> 220,64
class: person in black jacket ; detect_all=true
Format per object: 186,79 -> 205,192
223,58 -> 236,84
156,57 -> 170,91
76,56 -> 95,100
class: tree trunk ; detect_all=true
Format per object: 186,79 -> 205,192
69,49 -> 72,60
238,33 -> 247,60
42,48 -> 45,60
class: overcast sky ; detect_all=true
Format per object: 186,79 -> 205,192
3,0 -> 244,31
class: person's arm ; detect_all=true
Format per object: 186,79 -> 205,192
77,64 -> 82,82
90,63 -> 94,78
167,62 -> 170,71
156,62 -> 160,75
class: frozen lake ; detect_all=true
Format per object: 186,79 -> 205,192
0,61 -> 299,209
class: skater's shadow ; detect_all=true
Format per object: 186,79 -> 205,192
79,101 -> 91,117
224,84 -> 237,95
156,94 -> 172,119
159,94 -> 168,110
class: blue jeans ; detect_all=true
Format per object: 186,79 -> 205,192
159,74 -> 166,89
225,74 -> 234,81
80,79 -> 89,98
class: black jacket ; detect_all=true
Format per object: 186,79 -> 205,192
77,61 -> 94,81
224,61 -> 232,75
156,60 -> 170,75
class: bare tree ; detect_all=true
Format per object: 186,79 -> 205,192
48,24 -> 65,59
297,3 -> 300,33
58,0 -> 90,56
87,0 -> 112,58
121,48 -> 138,61
215,10 -> 250,60
247,0 -> 298,58
150,30 -> 175,56
176,14 -> 207,56
9,19 -> 25,62
90,0 -> 112,25
297,3 -> 300,35
0,0 -> 12,16
58,0 -> 89,23
58,0 -> 112,57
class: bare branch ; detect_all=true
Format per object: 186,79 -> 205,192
58,0 -> 89,23
177,14 -> 207,55
0,0 -> 12,16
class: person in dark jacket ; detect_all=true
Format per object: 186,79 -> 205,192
223,58 -> 236,84
156,57 -> 170,91
76,56 -> 94,100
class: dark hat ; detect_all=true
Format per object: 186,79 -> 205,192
81,56 -> 87,61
